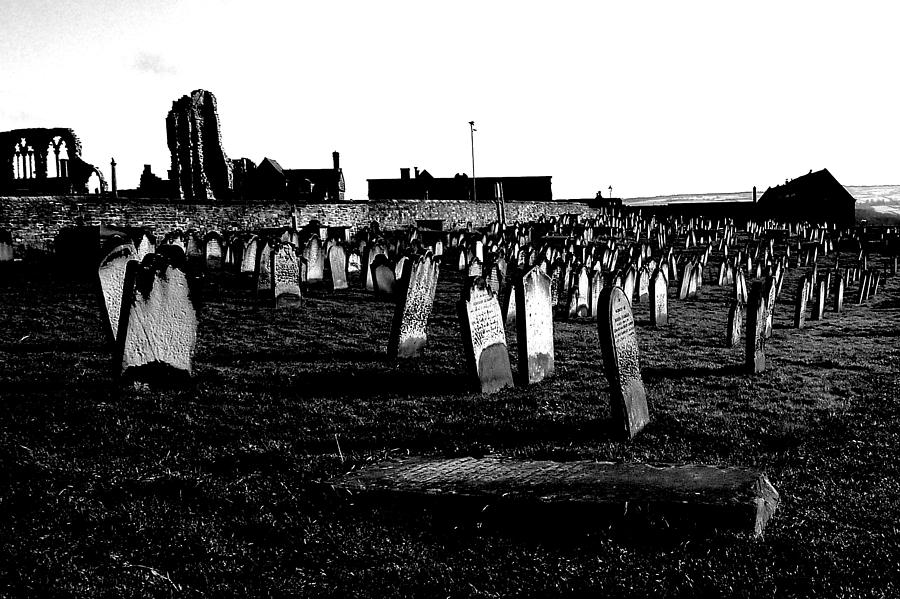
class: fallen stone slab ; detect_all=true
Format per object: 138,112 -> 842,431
327,456 -> 779,537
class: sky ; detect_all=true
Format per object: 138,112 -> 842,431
1,0 -> 898,199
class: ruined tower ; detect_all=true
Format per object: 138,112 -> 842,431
166,90 -> 233,201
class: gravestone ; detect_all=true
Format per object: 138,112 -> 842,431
303,234 -> 325,282
589,271 -> 604,318
598,286 -> 650,440
637,267 -> 650,303
388,254 -> 440,359
459,278 -> 514,394
810,278 -> 826,321
348,251 -> 361,274
328,244 -> 348,290
364,245 -> 386,290
136,232 -> 155,262
395,256 -> 409,282
256,241 -> 273,297
515,267 -> 555,384
241,235 -> 259,275
794,276 -> 809,328
118,254 -> 197,379
272,241 -> 302,308
98,242 -> 138,342
371,255 -> 397,296
726,300 -> 743,347
678,262 -> 692,300
745,281 -> 766,374
568,266 -> 590,318
204,232 -> 224,270
0,229 -> 13,262
649,268 -> 668,327
763,276 -> 777,339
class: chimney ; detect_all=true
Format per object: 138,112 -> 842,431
400,168 -> 410,180
332,151 -> 340,170
414,167 -> 419,178
753,185 -> 757,203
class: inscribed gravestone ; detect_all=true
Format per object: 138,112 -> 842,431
118,254 -> 197,378
746,281 -> 766,374
598,286 -> 650,440
328,244 -> 348,290
388,254 -> 440,359
304,235 -> 324,282
272,241 -> 302,308
516,267 -> 555,384
650,268 -> 668,327
459,278 -> 514,394
98,242 -> 138,342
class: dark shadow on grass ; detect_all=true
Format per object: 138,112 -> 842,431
288,368 -> 470,399
207,348 -> 386,366
642,364 -> 744,381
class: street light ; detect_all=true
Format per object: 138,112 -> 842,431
469,121 -> 477,202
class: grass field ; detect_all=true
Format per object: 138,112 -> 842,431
1,239 -> 899,597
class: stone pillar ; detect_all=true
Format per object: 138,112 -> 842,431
110,158 -> 118,198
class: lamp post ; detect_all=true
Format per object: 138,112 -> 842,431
469,120 -> 477,202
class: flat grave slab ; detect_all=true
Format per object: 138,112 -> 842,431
327,456 -> 779,537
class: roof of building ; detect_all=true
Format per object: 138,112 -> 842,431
758,168 -> 856,205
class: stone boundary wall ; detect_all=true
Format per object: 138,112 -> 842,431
0,196 -> 597,254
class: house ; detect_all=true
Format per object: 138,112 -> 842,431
367,167 -> 552,202
249,152 -> 346,203
757,168 -> 856,226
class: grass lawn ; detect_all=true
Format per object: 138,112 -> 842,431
1,238 -> 899,597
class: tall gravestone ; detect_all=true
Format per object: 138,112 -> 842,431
598,286 -> 650,440
304,234 -> 325,282
98,242 -> 138,342
745,281 -> 766,374
388,254 -> 440,359
271,241 -> 302,308
763,276 -> 777,339
118,254 -> 198,379
241,235 -> 259,275
515,267 -> 555,385
834,274 -> 845,314
810,279 -> 826,320
256,241 -> 273,297
459,278 -> 514,394
794,276 -> 809,328
649,268 -> 668,327
726,300 -> 743,348
328,244 -> 348,290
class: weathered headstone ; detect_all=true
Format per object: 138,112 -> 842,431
834,274 -> 845,313
598,286 -> 650,440
118,254 -> 197,379
328,244 -> 348,290
637,266 -> 650,303
515,267 -> 555,385
459,278 -> 514,394
793,276 -> 809,328
649,268 -> 668,327
272,241 -> 302,308
303,234 -> 325,282
241,235 -> 259,275
726,300 -> 743,348
810,278 -> 826,321
98,242 -> 138,342
371,254 -> 397,296
745,281 -> 766,374
388,254 -> 440,359
256,240 -> 273,297
204,232 -> 224,270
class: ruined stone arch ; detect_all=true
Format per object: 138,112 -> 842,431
14,138 -> 34,180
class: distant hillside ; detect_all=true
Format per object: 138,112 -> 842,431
623,185 -> 900,224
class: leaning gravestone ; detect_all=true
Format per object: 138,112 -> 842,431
794,276 -> 810,328
118,253 -> 197,379
649,268 -> 668,327
745,281 -> 766,374
98,242 -> 138,342
459,278 -> 514,394
256,241 -> 273,297
726,300 -> 743,348
272,241 -> 302,308
303,234 -> 324,282
515,266 -> 555,385
328,244 -> 348,290
598,286 -> 650,440
388,254 -> 440,359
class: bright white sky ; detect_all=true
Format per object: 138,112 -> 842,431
1,1 -> 897,199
